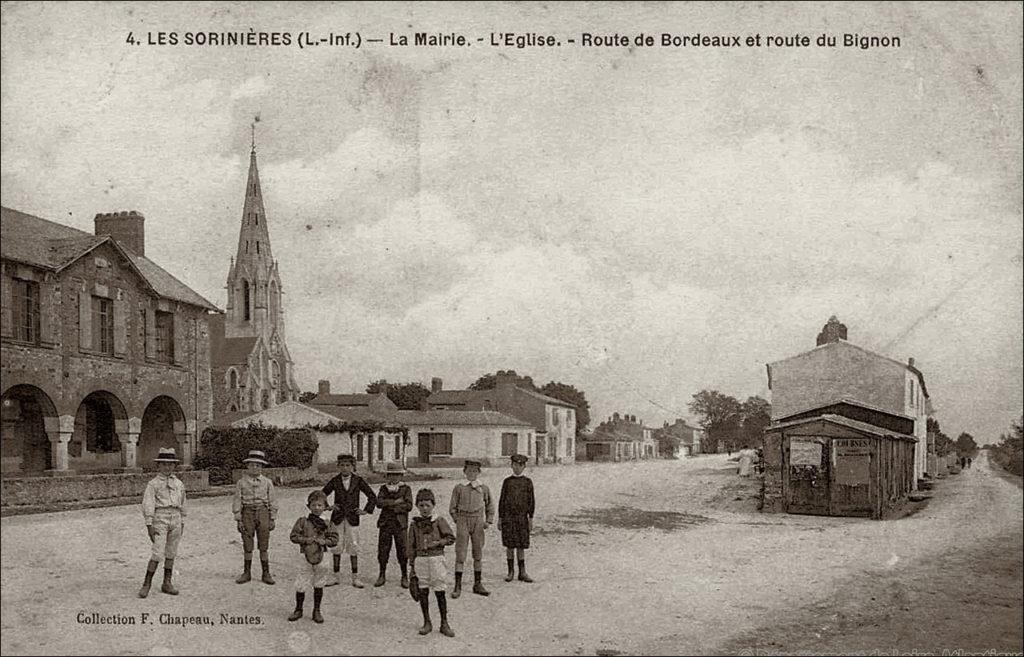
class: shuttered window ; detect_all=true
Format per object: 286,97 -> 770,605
501,433 -> 518,456
12,279 -> 39,343
93,297 -> 114,355
154,310 -> 174,362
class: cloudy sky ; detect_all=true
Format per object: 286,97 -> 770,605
2,2 -> 1021,442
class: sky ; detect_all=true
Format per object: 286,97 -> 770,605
2,2 -> 1022,442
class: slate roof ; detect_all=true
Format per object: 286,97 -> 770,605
313,405 -> 400,424
427,386 -> 576,409
395,409 -> 533,427
765,413 -> 915,440
207,314 -> 259,366
1,206 -> 218,311
311,394 -> 383,407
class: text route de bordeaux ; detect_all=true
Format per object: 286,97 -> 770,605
393,32 -> 900,49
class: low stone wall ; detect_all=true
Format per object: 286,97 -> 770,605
231,464 -> 319,485
1,470 -> 209,507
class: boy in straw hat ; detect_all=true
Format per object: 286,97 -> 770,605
233,449 -> 279,585
139,447 -> 187,598
374,461 -> 414,588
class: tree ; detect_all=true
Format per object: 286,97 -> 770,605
365,380 -> 432,410
688,390 -> 743,453
469,370 -> 537,392
298,391 -> 317,403
955,432 -> 978,456
928,417 -> 955,457
739,396 -> 772,449
538,381 -> 591,435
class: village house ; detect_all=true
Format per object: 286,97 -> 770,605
580,412 -> 659,461
397,409 -> 534,467
426,372 -> 577,463
656,418 -> 704,457
1,206 -> 218,474
210,144 -> 299,421
766,316 -> 932,488
761,317 -> 927,518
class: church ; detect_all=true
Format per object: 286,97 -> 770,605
210,140 -> 299,420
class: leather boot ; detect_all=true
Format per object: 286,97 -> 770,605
288,592 -> 304,621
418,592 -> 432,635
261,560 -> 275,585
472,571 -> 490,596
374,572 -> 387,587
161,559 -> 179,595
451,572 -> 462,599
325,555 -> 341,587
311,588 -> 324,623
518,560 -> 534,583
236,559 -> 252,584
138,561 -> 158,598
505,558 -> 515,582
400,574 -> 410,589
437,591 -> 455,637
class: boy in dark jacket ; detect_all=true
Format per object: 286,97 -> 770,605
322,453 -> 377,587
498,453 -> 536,583
288,490 -> 339,623
375,461 -> 414,588
407,488 -> 456,637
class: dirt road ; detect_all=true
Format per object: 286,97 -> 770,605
1,453 -> 1020,656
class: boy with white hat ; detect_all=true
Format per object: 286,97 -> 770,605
139,447 -> 187,598
233,449 -> 279,585
374,461 -> 414,588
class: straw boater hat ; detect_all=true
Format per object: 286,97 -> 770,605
385,461 -> 406,475
154,447 -> 181,463
243,449 -> 269,466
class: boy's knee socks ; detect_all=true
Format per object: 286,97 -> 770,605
294,591 -> 305,611
350,555 -> 358,574
332,554 -> 341,572
418,590 -> 430,620
313,587 -> 323,611
435,591 -> 448,620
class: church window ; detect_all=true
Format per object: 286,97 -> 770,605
245,241 -> 249,254
256,242 -> 260,254
230,404 -> 237,412
242,280 -> 251,321
228,369 -> 238,389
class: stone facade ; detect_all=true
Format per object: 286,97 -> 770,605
1,206 -> 217,475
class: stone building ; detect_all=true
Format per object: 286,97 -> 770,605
427,372 -> 577,464
210,144 -> 299,420
656,418 -> 703,457
1,206 -> 218,474
580,412 -> 655,461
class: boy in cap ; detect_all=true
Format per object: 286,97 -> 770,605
139,448 -> 187,598
233,449 -> 279,585
407,488 -> 456,637
448,459 -> 493,598
288,489 -> 339,623
322,453 -> 377,587
375,461 -> 414,588
498,453 -> 535,583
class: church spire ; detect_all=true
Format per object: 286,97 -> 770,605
234,138 -> 273,265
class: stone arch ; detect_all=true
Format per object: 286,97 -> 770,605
71,390 -> 128,471
139,395 -> 187,467
1,384 -> 58,474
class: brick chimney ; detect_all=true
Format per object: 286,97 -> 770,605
816,315 -> 848,346
95,210 -> 146,256
908,357 -> 915,368
431,377 -> 443,393
317,379 -> 330,396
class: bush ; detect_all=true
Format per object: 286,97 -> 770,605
194,423 -> 318,484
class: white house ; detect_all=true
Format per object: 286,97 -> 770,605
396,409 -> 535,467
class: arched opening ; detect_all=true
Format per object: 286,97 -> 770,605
228,368 -> 238,389
242,279 -> 251,321
139,395 -> 186,467
1,384 -> 57,474
269,281 -> 279,320
72,391 -> 127,471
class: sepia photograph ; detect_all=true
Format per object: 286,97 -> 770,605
1,2 -> 1022,655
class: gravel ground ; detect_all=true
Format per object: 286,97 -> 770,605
1,453 -> 1020,656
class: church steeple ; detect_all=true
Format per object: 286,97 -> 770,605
235,147 -> 274,265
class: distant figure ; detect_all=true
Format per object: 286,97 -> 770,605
960,456 -> 967,469
738,448 -> 755,477
967,457 -> 973,469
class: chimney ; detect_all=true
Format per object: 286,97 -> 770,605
431,377 -> 443,393
908,357 -> 915,368
816,315 -> 848,346
95,211 -> 146,256
317,379 -> 330,396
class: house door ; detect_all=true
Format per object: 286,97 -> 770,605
831,438 -> 873,517
418,434 -> 431,464
786,437 -> 829,515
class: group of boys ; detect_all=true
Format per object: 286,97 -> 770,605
138,447 -> 537,637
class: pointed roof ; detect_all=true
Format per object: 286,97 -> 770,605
234,149 -> 274,265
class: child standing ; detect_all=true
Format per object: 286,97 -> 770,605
288,490 -> 339,623
233,449 -> 279,585
322,453 -> 377,587
375,461 -> 414,588
498,453 -> 535,583
139,448 -> 187,598
448,459 -> 493,598
407,488 -> 456,637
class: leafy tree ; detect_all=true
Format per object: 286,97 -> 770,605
688,390 -> 743,453
739,396 -> 772,449
928,417 -> 955,456
298,391 -> 317,403
538,381 -> 591,435
955,432 -> 978,456
365,379 -> 432,410
469,370 -> 537,392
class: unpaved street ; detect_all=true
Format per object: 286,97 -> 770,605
1,453 -> 1021,656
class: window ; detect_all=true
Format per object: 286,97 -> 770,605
501,433 -> 518,456
154,311 -> 174,363
92,296 -> 114,354
256,242 -> 260,254
568,436 -> 575,456
394,435 -> 401,459
11,279 -> 40,343
419,433 -> 453,456
228,369 -> 238,389
242,280 -> 251,321
139,308 -> 147,353
567,409 -> 574,425
356,434 -> 364,461
550,408 -> 559,426
377,434 -> 384,462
